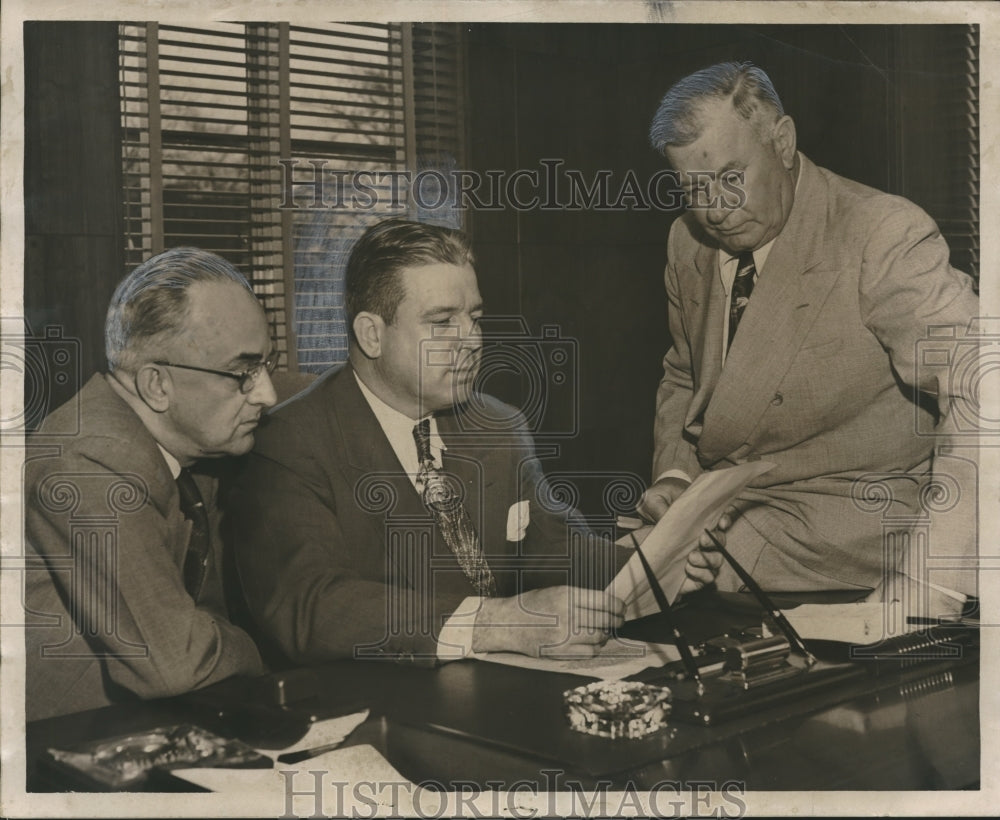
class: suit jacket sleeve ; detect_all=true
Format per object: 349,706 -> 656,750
652,220 -> 705,482
857,197 -> 980,596
857,197 -> 978,421
25,450 -> 264,700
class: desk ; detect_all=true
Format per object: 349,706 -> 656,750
25,592 -> 979,792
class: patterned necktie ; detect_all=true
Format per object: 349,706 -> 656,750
728,251 -> 757,348
413,419 -> 496,597
176,468 -> 211,601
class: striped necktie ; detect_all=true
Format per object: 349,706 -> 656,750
728,251 -> 757,348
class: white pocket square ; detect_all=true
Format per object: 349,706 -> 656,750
506,500 -> 530,541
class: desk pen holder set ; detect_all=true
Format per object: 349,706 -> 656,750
634,622 -> 978,727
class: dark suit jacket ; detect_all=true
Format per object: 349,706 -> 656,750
230,363 -> 622,665
654,154 -> 979,590
24,374 -> 263,721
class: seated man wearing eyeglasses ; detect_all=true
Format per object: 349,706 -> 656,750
24,247 -> 276,721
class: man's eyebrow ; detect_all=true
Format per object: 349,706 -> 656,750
421,305 -> 458,318
712,160 -> 745,177
680,162 -> 743,186
224,351 -> 269,369
421,302 -> 485,318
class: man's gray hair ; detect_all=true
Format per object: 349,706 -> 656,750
649,61 -> 785,152
105,247 -> 255,373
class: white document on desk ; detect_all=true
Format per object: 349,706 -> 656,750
777,601 -> 920,644
173,743 -> 412,808
477,638 -> 681,680
251,708 -> 369,755
609,460 -> 775,621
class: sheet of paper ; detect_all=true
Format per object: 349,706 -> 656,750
776,601 -> 921,645
477,638 -> 681,680
173,743 -> 414,811
609,461 -> 775,620
252,708 -> 369,755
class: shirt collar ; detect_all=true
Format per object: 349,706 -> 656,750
724,235 -> 778,273
353,372 -> 446,454
157,444 -> 182,479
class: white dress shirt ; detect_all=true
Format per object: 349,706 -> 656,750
353,373 -> 446,487
157,444 -> 182,480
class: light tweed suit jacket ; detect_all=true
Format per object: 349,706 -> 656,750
24,375 -> 264,721
653,154 -> 978,590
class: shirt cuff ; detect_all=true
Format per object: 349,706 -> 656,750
653,469 -> 693,485
437,596 -> 485,661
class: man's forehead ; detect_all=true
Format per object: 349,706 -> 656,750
172,279 -> 268,360
668,100 -> 759,167
398,262 -> 480,304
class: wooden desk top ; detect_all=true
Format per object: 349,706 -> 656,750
25,592 -> 979,792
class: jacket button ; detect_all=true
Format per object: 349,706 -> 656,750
771,392 -> 783,406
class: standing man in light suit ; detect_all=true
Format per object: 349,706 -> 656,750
638,62 -> 978,604
232,219 -> 727,665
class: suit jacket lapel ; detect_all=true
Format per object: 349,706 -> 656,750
332,365 -> 427,522
437,410 -> 494,543
689,241 -> 728,419
87,375 -> 178,519
698,156 -> 843,464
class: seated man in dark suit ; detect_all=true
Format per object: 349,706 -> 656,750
232,219 -> 726,665
24,248 -> 275,721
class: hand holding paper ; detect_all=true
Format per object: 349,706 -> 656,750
609,461 -> 774,620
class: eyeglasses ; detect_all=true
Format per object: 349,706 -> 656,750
153,351 -> 279,394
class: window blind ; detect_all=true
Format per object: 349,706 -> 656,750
895,25 -> 979,281
120,22 -> 466,372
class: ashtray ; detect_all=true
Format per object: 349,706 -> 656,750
43,724 -> 271,789
563,680 -> 672,739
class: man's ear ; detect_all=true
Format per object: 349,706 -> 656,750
133,364 -> 172,413
353,312 -> 384,359
772,115 -> 797,169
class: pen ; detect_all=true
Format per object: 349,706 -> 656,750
702,529 -> 817,667
277,739 -> 350,765
905,616 -> 979,628
276,723 -> 362,764
630,532 -> 705,695
900,572 -> 968,605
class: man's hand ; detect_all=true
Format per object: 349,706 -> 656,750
678,507 -> 734,595
636,476 -> 691,522
471,586 -> 625,658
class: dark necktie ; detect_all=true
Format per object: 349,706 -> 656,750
728,251 -> 757,348
176,468 -> 211,601
413,419 -> 496,597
